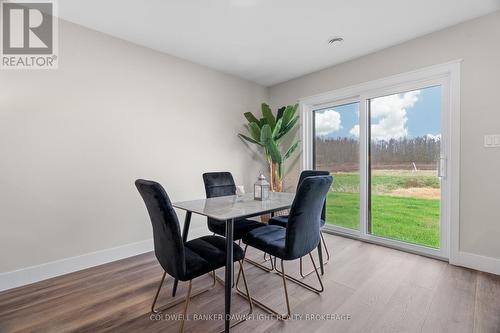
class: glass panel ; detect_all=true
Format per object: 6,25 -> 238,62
369,86 -> 441,248
314,102 -> 360,230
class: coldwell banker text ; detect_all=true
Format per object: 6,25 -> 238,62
1,0 -> 58,69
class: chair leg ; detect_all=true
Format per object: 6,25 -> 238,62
211,270 -> 225,286
299,257 -> 309,278
280,259 -> 292,318
172,279 -> 179,297
321,231 -> 331,264
235,255 -> 291,320
276,253 -> 324,293
151,271 -> 216,314
238,260 -> 253,315
152,271 -> 168,314
212,244 -> 273,285
308,253 -> 325,292
217,260 -> 254,332
244,256 -> 274,272
299,233 -> 331,278
154,268 -> 263,333
243,244 -> 274,272
210,269 -> 236,288
179,280 -> 192,333
220,260 -> 253,333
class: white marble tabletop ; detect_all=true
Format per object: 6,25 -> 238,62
173,192 -> 295,220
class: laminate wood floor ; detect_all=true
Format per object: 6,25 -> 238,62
1,234 -> 499,333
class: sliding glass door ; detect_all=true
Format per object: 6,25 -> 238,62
307,73 -> 452,259
314,102 -> 360,231
368,86 -> 442,248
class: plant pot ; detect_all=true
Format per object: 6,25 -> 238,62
260,209 -> 290,223
260,213 -> 271,223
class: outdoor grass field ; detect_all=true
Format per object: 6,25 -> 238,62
325,170 -> 441,248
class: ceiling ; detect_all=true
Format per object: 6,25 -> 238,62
58,0 -> 500,86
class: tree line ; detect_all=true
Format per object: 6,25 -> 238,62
315,136 -> 440,171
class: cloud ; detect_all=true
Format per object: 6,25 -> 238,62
350,90 -> 420,141
349,124 -> 359,137
426,133 -> 441,140
315,110 -> 342,136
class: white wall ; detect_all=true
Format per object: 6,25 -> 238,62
2,11 -> 499,289
269,11 -> 500,262
0,20 -> 267,277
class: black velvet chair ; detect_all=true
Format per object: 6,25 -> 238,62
203,172 -> 273,272
135,179 -> 253,333
203,172 -> 266,240
268,170 -> 331,276
237,175 -> 333,319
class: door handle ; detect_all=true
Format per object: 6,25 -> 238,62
438,157 -> 446,179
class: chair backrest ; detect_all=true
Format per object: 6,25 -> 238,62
298,170 -> 330,221
202,172 -> 236,198
285,175 -> 333,260
135,179 -> 185,278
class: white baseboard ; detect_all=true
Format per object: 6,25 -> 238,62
2,234 -> 496,293
0,239 -> 154,292
452,251 -> 500,276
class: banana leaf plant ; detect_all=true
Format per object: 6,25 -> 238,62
238,103 -> 300,192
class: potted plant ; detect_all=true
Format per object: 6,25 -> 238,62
238,103 -> 300,192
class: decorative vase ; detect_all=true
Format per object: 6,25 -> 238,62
260,161 -> 287,223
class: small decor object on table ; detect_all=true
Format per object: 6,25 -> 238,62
236,185 -> 245,196
254,172 -> 270,201
235,185 -> 245,201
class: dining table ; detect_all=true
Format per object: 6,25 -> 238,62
172,191 -> 302,332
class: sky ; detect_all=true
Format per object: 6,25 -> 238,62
315,85 -> 442,141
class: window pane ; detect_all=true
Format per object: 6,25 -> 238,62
369,86 -> 441,248
314,102 -> 360,230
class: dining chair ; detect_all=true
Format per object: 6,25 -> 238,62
135,179 -> 253,333
203,172 -> 273,272
268,170 -> 331,277
237,175 -> 332,319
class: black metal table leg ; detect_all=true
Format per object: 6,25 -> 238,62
224,218 -> 234,332
181,212 -> 192,243
172,211 -> 192,297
